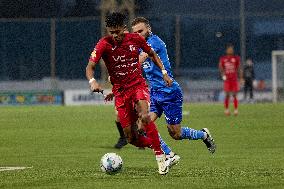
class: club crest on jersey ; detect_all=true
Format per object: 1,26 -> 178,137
231,58 -> 236,62
129,45 -> 136,51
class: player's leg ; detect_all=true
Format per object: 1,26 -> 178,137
163,88 -> 216,153
149,98 -> 174,156
135,99 -> 168,175
249,79 -> 254,101
232,81 -> 240,115
150,111 -> 172,155
233,92 -> 238,115
244,80 -> 248,101
224,82 -> 231,115
115,95 -> 150,147
135,99 -> 163,155
114,109 -> 128,149
149,95 -> 180,167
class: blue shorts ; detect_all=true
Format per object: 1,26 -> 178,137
150,87 -> 183,125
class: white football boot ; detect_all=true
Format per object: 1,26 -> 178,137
156,154 -> 169,175
166,153 -> 181,168
224,109 -> 230,116
234,109 -> 238,116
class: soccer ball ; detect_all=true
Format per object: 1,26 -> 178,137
100,153 -> 123,174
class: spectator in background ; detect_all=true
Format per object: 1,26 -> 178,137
243,58 -> 255,102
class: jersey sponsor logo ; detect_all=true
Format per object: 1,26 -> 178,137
142,61 -> 151,69
112,55 -> 126,62
112,55 -> 137,63
224,62 -> 236,74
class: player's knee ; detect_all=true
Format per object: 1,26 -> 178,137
139,113 -> 150,125
167,127 -> 181,140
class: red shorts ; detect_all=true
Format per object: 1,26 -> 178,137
224,81 -> 240,92
115,84 -> 150,128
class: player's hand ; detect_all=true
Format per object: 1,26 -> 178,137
104,92 -> 114,101
90,80 -> 103,93
222,75 -> 227,81
163,74 -> 173,87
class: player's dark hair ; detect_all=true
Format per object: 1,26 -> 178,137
105,12 -> 126,28
226,43 -> 234,49
131,17 -> 150,27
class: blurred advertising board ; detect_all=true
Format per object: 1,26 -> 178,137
183,90 -> 273,103
64,89 -> 113,106
0,91 -> 63,106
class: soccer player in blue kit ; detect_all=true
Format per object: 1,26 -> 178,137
131,17 -> 216,154
111,17 -> 216,165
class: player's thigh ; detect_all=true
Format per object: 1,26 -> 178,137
135,99 -> 151,126
224,81 -> 231,93
149,92 -> 163,121
115,95 -> 135,130
133,86 -> 151,122
162,89 -> 183,126
116,105 -> 136,142
232,81 -> 240,94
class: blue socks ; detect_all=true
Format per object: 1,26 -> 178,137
158,128 -> 205,155
159,134 -> 172,155
181,127 -> 204,140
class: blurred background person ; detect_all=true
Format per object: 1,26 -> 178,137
243,58 -> 255,102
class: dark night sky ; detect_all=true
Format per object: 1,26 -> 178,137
1,0 -> 284,18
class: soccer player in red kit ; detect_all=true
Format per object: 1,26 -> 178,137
86,12 -> 173,175
219,44 -> 243,116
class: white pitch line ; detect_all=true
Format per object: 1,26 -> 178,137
0,166 -> 33,172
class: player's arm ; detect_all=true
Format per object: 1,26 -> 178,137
238,65 -> 244,84
86,61 -> 102,92
139,37 -> 172,86
147,49 -> 173,86
237,57 -> 244,83
86,41 -> 105,92
219,59 -> 226,81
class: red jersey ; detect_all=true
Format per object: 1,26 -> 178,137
219,55 -> 240,81
89,33 -> 152,94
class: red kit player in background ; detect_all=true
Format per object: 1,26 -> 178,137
219,44 -> 243,116
86,12 -> 173,175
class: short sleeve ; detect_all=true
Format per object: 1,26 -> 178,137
236,56 -> 240,69
147,38 -> 161,53
137,35 -> 152,54
89,39 -> 106,63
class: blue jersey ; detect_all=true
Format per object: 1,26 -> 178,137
142,34 -> 180,93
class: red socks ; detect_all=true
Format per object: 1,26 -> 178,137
234,96 -> 238,109
129,121 -> 163,155
133,134 -> 152,148
144,121 -> 163,155
224,96 -> 229,109
224,96 -> 238,109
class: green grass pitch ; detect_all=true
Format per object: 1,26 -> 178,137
0,104 -> 283,189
